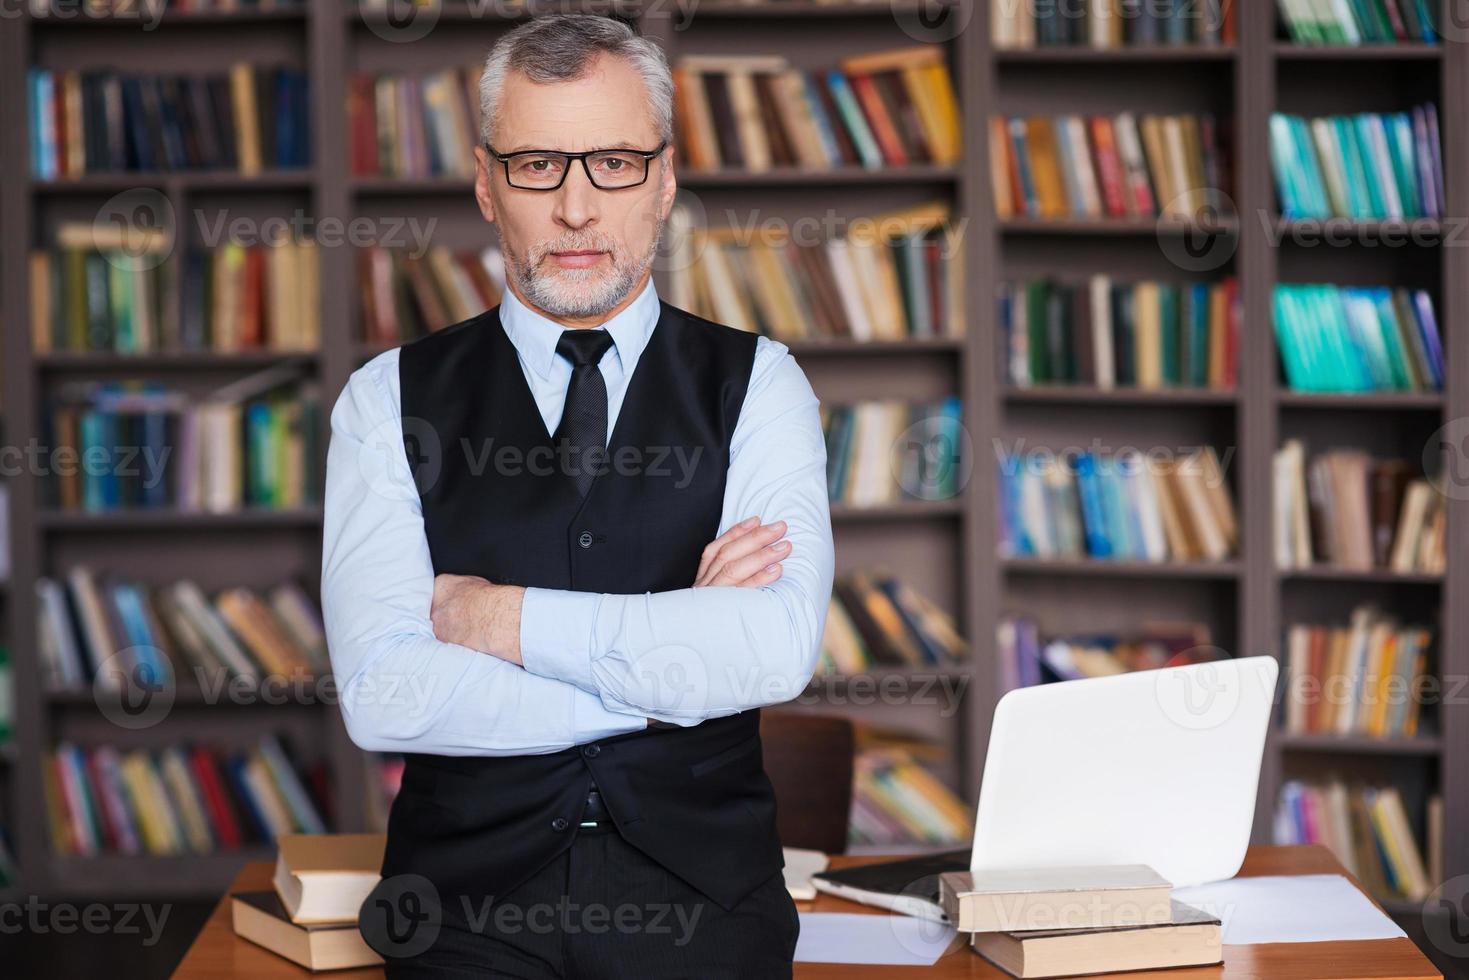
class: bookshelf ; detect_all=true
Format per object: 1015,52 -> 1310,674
0,1 -> 1463,929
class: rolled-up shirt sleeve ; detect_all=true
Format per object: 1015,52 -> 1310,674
321,350 -> 650,755
518,336 -> 834,724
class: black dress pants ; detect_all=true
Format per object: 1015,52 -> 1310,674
378,818 -> 800,979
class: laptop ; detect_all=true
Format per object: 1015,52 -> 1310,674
811,656 -> 1279,922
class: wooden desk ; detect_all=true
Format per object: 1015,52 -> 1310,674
174,845 -> 1440,979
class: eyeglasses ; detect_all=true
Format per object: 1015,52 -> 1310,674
484,141 -> 668,191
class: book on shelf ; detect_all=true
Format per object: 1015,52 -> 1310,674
824,396 -> 963,507
43,735 -> 327,857
30,0 -> 307,15
992,0 -> 1236,49
1000,276 -> 1239,390
939,865 -> 1172,934
273,832 -> 385,924
991,111 -> 1231,221
998,446 -> 1238,563
1283,604 -> 1432,738
31,228 -> 321,355
1274,284 -> 1442,394
1273,441 -> 1444,573
359,245 -> 505,346
668,201 -> 965,342
1275,780 -> 1436,902
672,46 -> 960,172
37,569 -> 328,691
818,570 -> 966,675
1276,0 -> 1439,45
232,891 -> 382,972
44,369 -> 321,513
969,900 -> 1222,979
1269,104 -> 1443,220
850,743 -> 973,848
997,615 -> 1223,689
27,63 -> 310,179
348,65 -> 481,179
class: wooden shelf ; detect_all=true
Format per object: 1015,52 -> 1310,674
1277,733 -> 1443,756
998,216 -> 1239,235
1278,565 -> 1443,585
1002,557 -> 1242,580
784,337 -> 964,355
32,170 -> 314,193
1276,390 -> 1444,410
690,0 -> 960,17
29,8 -> 306,26
1273,43 -> 1442,60
1271,215 -> 1444,238
830,500 -> 964,521
996,45 -> 1236,63
1005,385 -> 1238,406
682,165 -> 958,187
46,680 -> 333,708
37,508 -> 325,531
36,351 -> 319,373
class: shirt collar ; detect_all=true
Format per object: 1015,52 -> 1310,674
499,276 -> 660,381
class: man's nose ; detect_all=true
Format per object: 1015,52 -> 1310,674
553,161 -> 600,228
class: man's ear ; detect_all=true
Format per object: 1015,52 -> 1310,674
474,144 -> 497,225
657,143 -> 677,221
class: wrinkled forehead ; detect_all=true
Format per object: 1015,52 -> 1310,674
492,54 -> 661,154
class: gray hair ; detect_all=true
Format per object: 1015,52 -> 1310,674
478,14 -> 673,147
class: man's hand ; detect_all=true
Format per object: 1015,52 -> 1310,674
693,516 -> 791,588
431,575 -> 525,665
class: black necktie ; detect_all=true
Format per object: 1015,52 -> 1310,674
553,328 -> 615,497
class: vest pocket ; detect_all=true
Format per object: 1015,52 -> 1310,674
689,733 -> 761,778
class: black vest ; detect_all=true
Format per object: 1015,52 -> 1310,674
385,301 -> 784,912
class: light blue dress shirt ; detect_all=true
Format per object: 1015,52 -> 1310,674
321,278 -> 835,755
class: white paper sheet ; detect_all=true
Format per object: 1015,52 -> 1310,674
782,847 -> 829,901
794,912 -> 958,965
1173,874 -> 1407,945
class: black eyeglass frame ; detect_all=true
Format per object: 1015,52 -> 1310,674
482,141 -> 669,191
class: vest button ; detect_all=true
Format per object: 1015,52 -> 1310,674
582,744 -> 600,758
551,817 -> 569,832
578,531 -> 594,548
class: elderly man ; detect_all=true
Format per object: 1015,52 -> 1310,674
321,13 -> 833,978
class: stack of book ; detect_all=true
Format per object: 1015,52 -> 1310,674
850,745 -> 973,848
347,66 -> 480,179
37,570 -> 327,690
1276,0 -> 1440,44
1283,605 -> 1432,738
998,446 -> 1238,563
993,2 -> 1236,48
232,834 -> 385,971
1000,276 -> 1239,389
823,396 -> 964,507
30,228 -> 321,355
27,63 -> 311,178
672,46 -> 960,172
44,736 -> 327,857
1269,105 -> 1443,220
669,202 -> 964,342
990,112 -> 1230,220
997,616 -> 1222,690
1273,442 -> 1444,573
1274,284 -> 1442,393
44,367 -> 320,513
818,571 -> 966,675
358,245 -> 504,346
1275,781 -> 1437,902
940,865 -> 1222,978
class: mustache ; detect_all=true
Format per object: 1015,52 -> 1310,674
528,233 -> 618,265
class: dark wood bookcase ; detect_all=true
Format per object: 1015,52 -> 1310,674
0,1 -> 1464,927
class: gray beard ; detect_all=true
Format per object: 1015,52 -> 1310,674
510,220 -> 664,320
